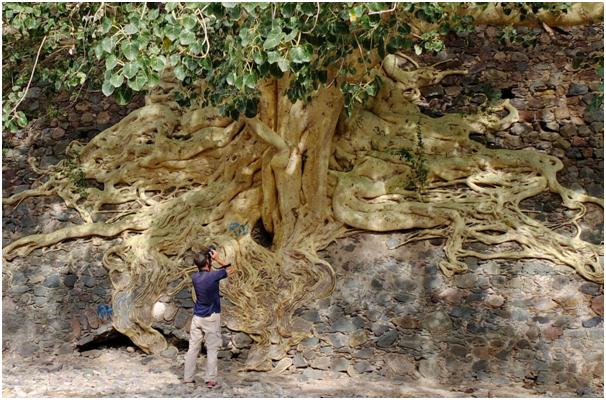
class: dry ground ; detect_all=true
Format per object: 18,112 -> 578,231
2,345 -> 563,398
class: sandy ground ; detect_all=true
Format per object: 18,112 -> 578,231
1,345 -> 560,398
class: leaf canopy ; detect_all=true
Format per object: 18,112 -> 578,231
1,2 -> 601,130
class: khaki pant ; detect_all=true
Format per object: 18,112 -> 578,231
183,313 -> 222,382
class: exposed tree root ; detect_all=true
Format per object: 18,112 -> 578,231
3,53 -> 603,369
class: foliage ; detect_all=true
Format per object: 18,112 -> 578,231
64,158 -> 88,199
388,127 -> 429,193
0,2 -> 590,130
587,61 -> 604,112
2,3 -> 103,131
480,83 -> 502,105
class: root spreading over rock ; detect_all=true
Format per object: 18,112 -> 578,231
3,55 -> 603,370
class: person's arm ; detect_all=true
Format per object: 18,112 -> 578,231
211,249 -> 235,276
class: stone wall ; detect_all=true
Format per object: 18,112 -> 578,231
2,23 -> 603,396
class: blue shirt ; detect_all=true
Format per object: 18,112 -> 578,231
192,269 -> 228,317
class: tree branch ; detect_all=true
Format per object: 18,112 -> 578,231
368,3 -> 396,16
9,35 -> 47,118
245,117 -> 288,151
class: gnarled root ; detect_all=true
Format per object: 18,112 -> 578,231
2,54 -> 602,364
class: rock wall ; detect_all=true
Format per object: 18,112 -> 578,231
2,23 -> 603,396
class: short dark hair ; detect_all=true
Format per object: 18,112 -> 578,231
194,250 -> 210,270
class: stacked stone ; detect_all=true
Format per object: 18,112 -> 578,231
1,21 -> 603,398
418,24 -> 603,198
280,234 -> 603,395
2,91 -> 144,201
2,89 -> 142,357
3,243 -> 113,356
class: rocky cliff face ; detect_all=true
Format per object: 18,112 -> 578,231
2,24 -> 603,395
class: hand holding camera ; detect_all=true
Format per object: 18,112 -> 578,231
206,245 -> 231,269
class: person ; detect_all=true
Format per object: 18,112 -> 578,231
183,246 -> 234,388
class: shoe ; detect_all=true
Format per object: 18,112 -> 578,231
206,380 -> 220,389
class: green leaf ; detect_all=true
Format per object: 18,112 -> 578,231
283,28 -> 298,42
76,71 -> 87,84
234,74 -> 244,89
179,30 -> 196,45
101,37 -> 115,53
164,25 -> 180,41
121,41 -> 139,61
243,73 -> 257,89
114,86 -> 133,105
169,53 -> 181,67
147,72 -> 160,88
15,111 -> 28,128
267,51 -> 280,64
243,3 -> 258,16
174,65 -> 186,81
414,44 -> 423,55
227,5 -> 241,19
289,45 -> 312,64
277,58 -> 290,72
124,23 -> 139,35
105,54 -> 118,70
300,2 -> 316,16
239,27 -> 251,46
127,72 -> 148,91
110,72 -> 125,87
253,51 -> 266,65
165,2 -> 178,12
102,79 -> 115,96
148,8 -> 159,20
263,28 -> 283,50
282,3 -> 296,17
182,15 -> 196,30
183,57 -> 197,71
226,72 -> 235,86
94,43 -> 104,59
150,56 -> 166,72
123,62 -> 140,79
349,5 -> 365,21
101,17 -> 112,34
365,82 -> 379,96
189,42 -> 202,55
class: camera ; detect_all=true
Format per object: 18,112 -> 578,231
205,245 -> 216,264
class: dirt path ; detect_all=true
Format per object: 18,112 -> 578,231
2,346 -> 558,398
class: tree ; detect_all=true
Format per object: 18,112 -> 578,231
2,3 -> 604,370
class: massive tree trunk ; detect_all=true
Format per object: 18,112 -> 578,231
3,49 -> 603,368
